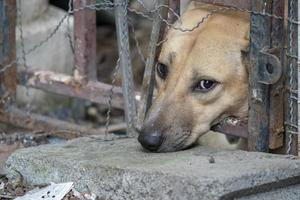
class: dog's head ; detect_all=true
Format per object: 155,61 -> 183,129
138,4 -> 250,152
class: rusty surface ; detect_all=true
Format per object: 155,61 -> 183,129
198,0 -> 250,10
17,68 -> 126,109
257,50 -> 282,85
0,107 -> 125,139
268,0 -> 285,150
137,0 -> 168,130
73,0 -> 97,82
211,118 -> 248,138
0,0 -> 16,111
248,0 -> 273,152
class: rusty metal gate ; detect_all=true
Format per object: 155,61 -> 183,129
137,0 -> 299,155
0,0 -> 129,138
0,0 -> 298,155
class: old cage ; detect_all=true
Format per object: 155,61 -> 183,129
0,0 -> 298,155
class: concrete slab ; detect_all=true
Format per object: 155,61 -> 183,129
4,137 -> 300,200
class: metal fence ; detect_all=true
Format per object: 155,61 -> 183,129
0,0 -> 298,155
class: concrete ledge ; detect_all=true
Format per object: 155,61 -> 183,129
4,138 -> 300,200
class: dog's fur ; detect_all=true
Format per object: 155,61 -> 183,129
140,2 -> 250,152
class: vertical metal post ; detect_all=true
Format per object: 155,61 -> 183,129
268,0 -> 285,151
114,0 -> 137,136
137,0 -> 169,129
284,0 -> 298,155
248,0 -> 273,152
0,0 -> 17,111
73,0 -> 97,82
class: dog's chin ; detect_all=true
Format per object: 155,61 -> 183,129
156,144 -> 192,153
156,143 -> 193,153
156,134 -> 201,152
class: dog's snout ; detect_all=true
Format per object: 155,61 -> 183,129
138,130 -> 163,152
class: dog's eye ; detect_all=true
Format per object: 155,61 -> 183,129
156,63 -> 168,80
193,80 -> 217,93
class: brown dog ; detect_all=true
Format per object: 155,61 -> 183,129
138,2 -> 250,152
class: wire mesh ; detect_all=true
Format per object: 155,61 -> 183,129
0,0 -> 298,153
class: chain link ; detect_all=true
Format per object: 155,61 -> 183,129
17,0 -> 31,115
67,0 -> 75,55
2,1 -> 299,146
0,2 -> 119,74
105,59 -> 120,140
160,6 -> 228,32
135,0 -> 181,22
2,0 -> 299,74
0,13 -> 70,75
286,0 -> 298,155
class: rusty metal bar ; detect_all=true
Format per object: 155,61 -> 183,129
0,106 -> 125,139
114,0 -> 137,136
248,0 -> 273,152
0,0 -> 17,111
137,0 -> 169,130
73,0 -> 97,82
211,118 -> 248,139
198,0 -> 250,10
268,0 -> 285,150
284,0 -> 298,155
17,68 -> 125,109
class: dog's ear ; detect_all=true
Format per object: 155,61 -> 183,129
241,31 -> 250,74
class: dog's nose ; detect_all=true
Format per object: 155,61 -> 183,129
138,130 -> 163,152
